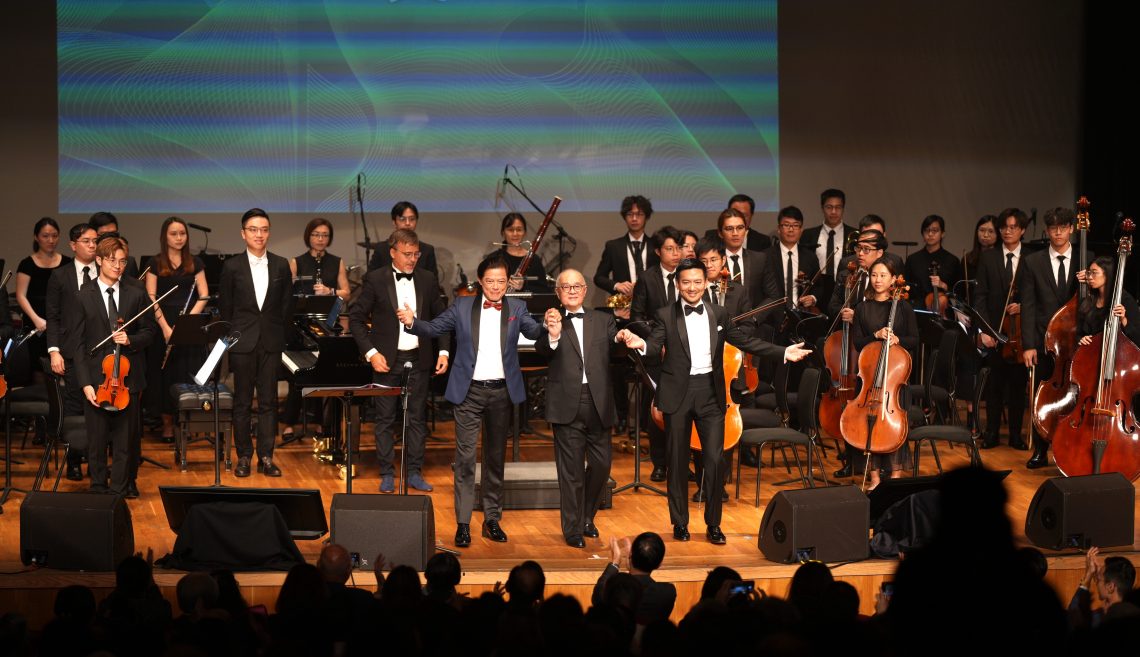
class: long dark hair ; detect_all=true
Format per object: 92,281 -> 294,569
966,215 -> 998,269
155,216 -> 195,276
1078,256 -> 1115,317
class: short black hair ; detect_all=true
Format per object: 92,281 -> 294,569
391,201 -> 419,222
821,189 -> 846,206
241,208 -> 269,227
629,532 -> 665,572
651,226 -> 682,252
859,214 -> 886,231
778,205 -> 804,224
424,552 -> 461,594
505,560 -> 545,605
477,253 -> 510,279
69,223 -> 95,242
857,229 -> 888,251
620,195 -> 653,220
696,236 -> 725,258
675,258 -> 706,279
998,208 -> 1029,230
1103,556 -> 1136,593
87,211 -> 119,230
680,229 -> 698,244
1043,207 -> 1075,228
728,193 -> 755,214
921,215 -> 945,233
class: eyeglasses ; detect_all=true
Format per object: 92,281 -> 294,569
75,238 -> 98,245
625,212 -> 646,219
721,225 -> 746,233
396,250 -> 421,259
854,245 -> 882,255
660,245 -> 681,253
779,223 -> 802,230
557,284 -> 586,292
699,258 -> 723,267
310,232 -> 331,239
243,226 -> 270,234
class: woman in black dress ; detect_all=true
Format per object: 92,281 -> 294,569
494,213 -> 551,293
1076,256 -> 1140,347
145,217 -> 210,441
16,217 -> 71,366
850,257 -> 919,489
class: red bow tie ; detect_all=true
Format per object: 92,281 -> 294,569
483,300 -> 503,310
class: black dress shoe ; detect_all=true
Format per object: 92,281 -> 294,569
740,447 -> 759,468
566,536 -> 585,548
833,462 -> 853,478
258,457 -> 282,477
673,525 -> 690,541
980,432 -> 999,449
649,466 -> 667,482
455,524 -> 471,548
706,525 -> 727,545
125,483 -> 140,499
66,463 -> 83,481
583,521 -> 599,538
482,520 -> 508,542
1009,436 -> 1029,450
235,456 -> 251,478
1026,446 -> 1050,469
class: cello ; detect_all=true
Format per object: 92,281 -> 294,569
1032,195 -> 1089,439
839,276 -> 912,487
820,262 -> 867,441
1051,219 -> 1140,480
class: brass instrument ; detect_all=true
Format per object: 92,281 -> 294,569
607,293 -> 631,309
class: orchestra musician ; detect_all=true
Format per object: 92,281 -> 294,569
367,202 -> 440,278
16,217 -> 70,366
349,229 -> 450,494
760,205 -> 821,335
536,269 -> 625,547
703,193 -> 772,252
593,195 -> 658,304
849,257 -> 919,489
717,209 -> 767,308
834,215 -> 904,281
623,259 -> 810,544
397,254 -> 546,548
1020,208 -> 1079,468
975,208 -> 1028,450
1076,256 -> 1140,346
218,208 -> 293,478
680,230 -> 699,260
903,215 -> 962,313
88,212 -> 141,279
803,188 -> 857,306
67,236 -> 156,497
491,213 -> 552,293
958,214 -> 998,431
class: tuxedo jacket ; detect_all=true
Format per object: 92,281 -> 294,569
369,241 -> 439,280
593,234 -> 659,294
349,267 -> 450,371
703,227 -> 772,253
644,302 -> 783,414
1019,248 -> 1077,352
218,252 -> 293,353
802,222 -> 856,308
630,268 -> 674,333
974,247 -> 1020,330
534,308 -> 617,427
45,263 -> 88,359
407,294 -> 545,405
68,281 -> 156,392
761,242 -> 822,307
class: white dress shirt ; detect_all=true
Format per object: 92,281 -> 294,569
626,233 -> 646,284
472,301 -> 506,381
96,278 -> 122,324
1048,244 -> 1072,284
815,224 -> 845,277
781,243 -> 800,304
247,250 -> 269,310
48,259 -> 97,354
726,247 -> 745,284
394,269 -> 420,352
684,303 -> 713,374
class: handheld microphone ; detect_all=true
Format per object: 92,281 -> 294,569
187,222 -> 212,233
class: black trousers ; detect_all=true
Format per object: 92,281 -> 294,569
984,354 -> 1028,442
372,352 -> 431,478
452,384 -> 510,524
551,388 -> 612,539
85,401 -> 135,494
665,374 -> 724,527
231,346 -> 280,459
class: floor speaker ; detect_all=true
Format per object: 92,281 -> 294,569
331,493 -> 435,570
1025,473 -> 1135,550
20,492 -> 134,571
759,485 -> 869,563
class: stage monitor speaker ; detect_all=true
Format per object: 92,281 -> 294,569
1025,473 -> 1135,550
759,485 -> 869,563
331,493 -> 435,571
20,492 -> 134,571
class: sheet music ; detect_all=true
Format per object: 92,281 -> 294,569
194,338 -> 228,385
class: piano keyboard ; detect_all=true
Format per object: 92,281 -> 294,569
282,350 -> 318,374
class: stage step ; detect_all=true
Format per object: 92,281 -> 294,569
474,461 -> 615,510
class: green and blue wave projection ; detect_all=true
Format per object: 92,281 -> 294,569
59,1 -> 777,213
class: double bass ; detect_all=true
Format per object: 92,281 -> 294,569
820,262 -> 867,441
1032,196 -> 1090,439
839,276 -> 912,486
1051,219 -> 1140,480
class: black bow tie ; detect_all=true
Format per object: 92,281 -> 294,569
684,304 -> 704,316
565,312 -> 584,319
394,271 -> 413,281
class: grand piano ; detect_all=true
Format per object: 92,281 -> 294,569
281,295 -> 371,389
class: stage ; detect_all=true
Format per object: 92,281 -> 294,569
2,420 -> 1137,627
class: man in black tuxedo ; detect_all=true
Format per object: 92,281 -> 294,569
975,208 -> 1029,450
45,222 -> 99,481
367,201 -> 439,278
703,193 -> 772,253
623,260 -> 810,544
1020,207 -> 1079,468
717,209 -> 767,309
630,226 -> 684,481
68,236 -> 156,496
761,206 -> 822,338
219,208 -> 293,478
350,229 -> 450,493
537,269 -> 632,547
803,188 -> 857,307
594,195 -> 659,302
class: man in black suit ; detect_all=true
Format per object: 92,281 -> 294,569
1020,207 -> 1079,468
537,269 -> 630,547
975,208 -> 1029,449
367,201 -> 439,278
591,532 -> 676,624
717,209 -> 768,309
803,188 -> 857,307
68,236 -> 156,496
349,229 -> 450,493
594,195 -> 659,302
623,260 -> 810,544
219,208 -> 293,477
703,193 -> 772,253
45,223 -> 99,481
630,226 -> 684,481
761,206 -> 821,339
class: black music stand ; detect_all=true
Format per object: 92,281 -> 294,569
192,325 -> 239,487
612,351 -> 666,497
303,384 -> 400,495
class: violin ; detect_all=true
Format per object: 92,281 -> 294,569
839,276 -> 912,478
998,280 -> 1023,363
94,317 -> 131,411
1032,195 -> 1090,440
820,262 -> 866,441
924,261 -> 949,316
1051,218 -> 1140,480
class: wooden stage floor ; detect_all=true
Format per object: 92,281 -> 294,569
2,419 -> 1138,626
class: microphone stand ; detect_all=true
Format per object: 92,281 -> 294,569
398,360 -> 413,495
354,174 -> 375,267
